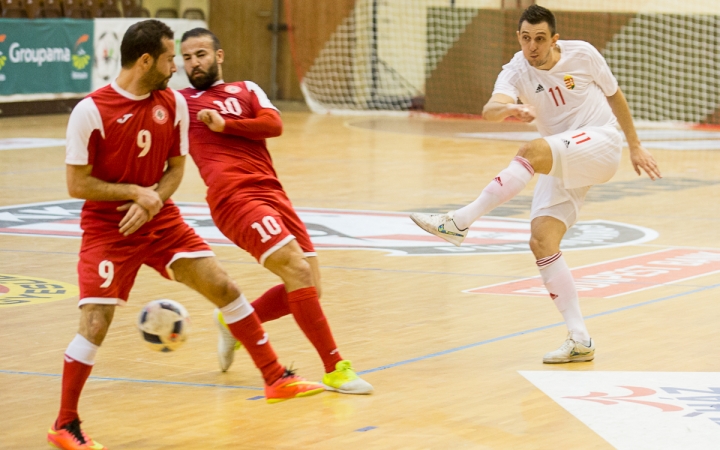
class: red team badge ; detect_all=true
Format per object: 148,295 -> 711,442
152,105 -> 169,124
224,85 -> 241,94
563,74 -> 575,90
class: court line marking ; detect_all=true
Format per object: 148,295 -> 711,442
0,370 -> 263,391
2,282 -> 718,389
356,282 -> 720,375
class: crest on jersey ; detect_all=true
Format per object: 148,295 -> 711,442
152,105 -> 169,124
225,85 -> 241,94
563,74 -> 575,90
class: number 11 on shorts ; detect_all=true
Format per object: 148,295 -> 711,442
251,216 -> 282,243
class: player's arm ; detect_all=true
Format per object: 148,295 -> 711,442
154,155 -> 185,202
68,164 -> 163,236
116,158 -> 182,237
197,108 -> 282,139
66,164 -> 160,205
606,87 -> 661,180
482,93 -> 535,123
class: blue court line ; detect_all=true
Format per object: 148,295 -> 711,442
0,370 -> 263,391
356,282 -> 720,375
2,282 -> 719,387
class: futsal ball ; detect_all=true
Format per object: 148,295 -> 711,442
137,299 -> 190,352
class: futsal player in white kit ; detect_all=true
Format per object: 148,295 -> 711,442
411,5 -> 662,363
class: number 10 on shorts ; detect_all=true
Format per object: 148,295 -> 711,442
251,216 -> 282,243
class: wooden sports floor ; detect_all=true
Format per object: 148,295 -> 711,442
1,111 -> 719,449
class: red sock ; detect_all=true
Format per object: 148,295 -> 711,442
56,356 -> 93,428
227,313 -> 285,384
287,287 -> 342,373
252,284 -> 291,322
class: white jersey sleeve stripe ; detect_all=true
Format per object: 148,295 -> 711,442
172,89 -> 190,156
245,81 -> 279,111
65,97 -> 103,165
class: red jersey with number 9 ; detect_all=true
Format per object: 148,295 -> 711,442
65,81 -> 189,232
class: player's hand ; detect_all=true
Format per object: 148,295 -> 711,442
117,202 -> 150,236
512,104 -> 536,123
629,145 -> 662,180
198,109 -> 226,132
132,185 -> 163,218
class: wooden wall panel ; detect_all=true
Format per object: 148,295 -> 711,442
284,0 -> 355,81
208,0 -> 303,100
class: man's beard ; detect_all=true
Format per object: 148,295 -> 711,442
142,63 -> 172,91
188,60 -> 219,91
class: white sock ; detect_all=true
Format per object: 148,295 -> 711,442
453,156 -> 534,229
219,294 -> 254,324
537,252 -> 591,345
65,334 -> 99,366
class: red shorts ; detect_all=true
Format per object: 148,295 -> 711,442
77,214 -> 213,307
210,189 -> 315,265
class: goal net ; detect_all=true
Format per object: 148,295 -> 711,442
285,0 -> 720,124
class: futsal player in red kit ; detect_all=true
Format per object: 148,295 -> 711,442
48,20 -> 323,450
180,28 -> 373,395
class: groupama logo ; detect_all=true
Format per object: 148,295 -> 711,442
1,33 -> 91,69
72,34 -> 90,70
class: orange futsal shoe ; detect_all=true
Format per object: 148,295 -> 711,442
265,368 -> 325,404
47,419 -> 107,450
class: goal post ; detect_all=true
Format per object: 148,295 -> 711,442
285,0 -> 720,124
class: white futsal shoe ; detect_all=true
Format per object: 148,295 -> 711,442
214,308 -> 242,372
409,211 -> 468,246
543,333 -> 595,364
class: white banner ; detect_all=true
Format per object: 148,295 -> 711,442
93,18 -> 207,91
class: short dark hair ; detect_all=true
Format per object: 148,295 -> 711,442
518,5 -> 556,36
120,20 -> 174,68
181,28 -> 222,51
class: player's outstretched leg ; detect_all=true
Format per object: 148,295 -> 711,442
214,284 -> 289,372
411,156 -> 535,245
286,286 -> 373,395
261,243 -> 373,394
172,257 -> 324,402
409,211 -> 469,246
213,307 -> 243,372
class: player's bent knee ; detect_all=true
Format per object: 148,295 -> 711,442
79,304 -> 114,344
173,257 -> 241,305
529,236 -> 560,259
282,257 -> 314,286
517,139 -> 552,175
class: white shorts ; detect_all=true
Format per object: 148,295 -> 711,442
530,125 -> 622,228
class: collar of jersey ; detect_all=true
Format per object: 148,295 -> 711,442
111,80 -> 151,101
212,79 -> 225,87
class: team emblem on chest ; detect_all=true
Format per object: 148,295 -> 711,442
225,85 -> 241,94
563,74 -> 575,90
152,105 -> 169,124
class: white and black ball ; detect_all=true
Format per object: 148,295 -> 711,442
137,299 -> 190,352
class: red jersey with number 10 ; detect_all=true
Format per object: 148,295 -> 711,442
65,81 -> 189,232
181,81 -> 282,204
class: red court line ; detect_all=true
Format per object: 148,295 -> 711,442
465,248 -> 720,298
